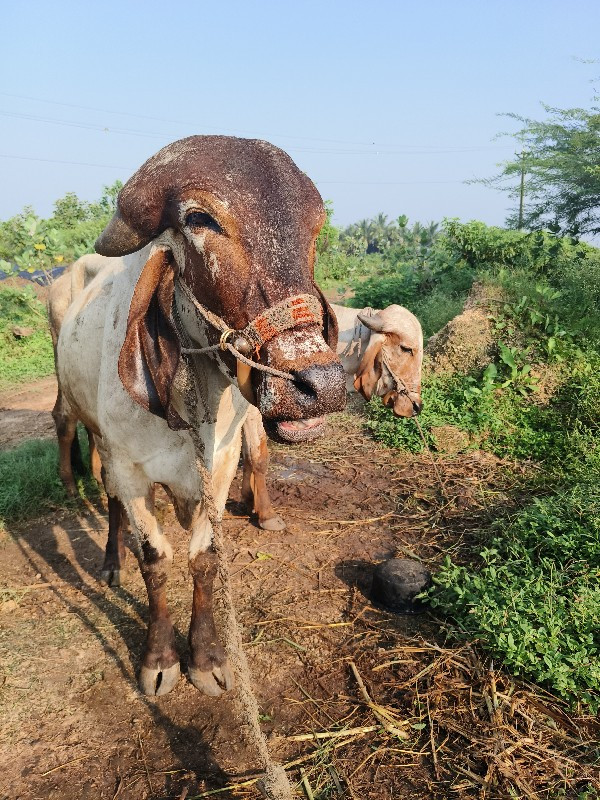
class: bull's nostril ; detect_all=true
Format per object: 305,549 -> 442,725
293,364 -> 345,397
412,399 -> 423,415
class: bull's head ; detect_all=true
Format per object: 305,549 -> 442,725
353,305 -> 423,417
95,136 -> 346,442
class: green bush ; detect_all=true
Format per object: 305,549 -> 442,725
0,182 -> 120,278
428,469 -> 600,711
360,229 -> 600,710
444,220 -> 600,343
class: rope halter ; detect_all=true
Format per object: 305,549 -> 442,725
175,278 -> 324,383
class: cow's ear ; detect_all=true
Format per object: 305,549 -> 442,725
353,339 -> 383,400
313,283 -> 339,349
118,247 -> 188,430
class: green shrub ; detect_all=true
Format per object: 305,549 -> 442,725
0,182 -> 120,278
314,251 -> 379,288
411,289 -> 465,340
428,470 -> 600,711
445,220 -> 600,343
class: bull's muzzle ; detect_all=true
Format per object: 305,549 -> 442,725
257,361 -> 346,422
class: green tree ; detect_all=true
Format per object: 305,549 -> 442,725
316,199 -> 339,254
0,181 -> 123,279
479,96 -> 600,237
51,192 -> 90,228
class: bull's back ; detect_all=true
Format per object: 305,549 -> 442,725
57,261 -> 123,433
331,302 -> 376,380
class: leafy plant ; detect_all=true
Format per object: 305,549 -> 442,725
427,467 -> 600,711
0,181 -> 121,280
495,341 -> 538,394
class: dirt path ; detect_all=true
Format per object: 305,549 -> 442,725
0,375 -> 57,449
1,389 -> 595,799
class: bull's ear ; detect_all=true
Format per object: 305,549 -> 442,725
118,247 -> 188,430
313,283 -> 339,349
353,339 -> 383,400
357,310 -> 387,333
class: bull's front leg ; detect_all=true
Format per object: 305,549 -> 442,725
241,408 -> 286,531
187,508 -> 234,696
121,489 -> 180,696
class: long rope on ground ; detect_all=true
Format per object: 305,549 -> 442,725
181,360 -> 294,800
413,416 -> 446,496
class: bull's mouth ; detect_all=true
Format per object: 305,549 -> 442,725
264,416 -> 326,443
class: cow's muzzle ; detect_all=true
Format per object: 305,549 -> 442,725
383,389 -> 423,418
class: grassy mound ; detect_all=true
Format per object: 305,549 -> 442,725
366,225 -> 600,711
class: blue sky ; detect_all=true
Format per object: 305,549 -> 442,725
1,0 -> 598,227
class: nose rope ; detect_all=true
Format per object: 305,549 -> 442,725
175,278 -> 324,383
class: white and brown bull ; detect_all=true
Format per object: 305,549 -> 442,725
241,302 -> 423,530
55,136 -> 346,697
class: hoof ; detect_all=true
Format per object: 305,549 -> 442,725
188,662 -> 234,696
99,568 -> 122,587
259,515 -> 286,532
139,662 -> 181,696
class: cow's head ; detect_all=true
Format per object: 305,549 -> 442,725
95,136 -> 346,442
353,305 -> 423,417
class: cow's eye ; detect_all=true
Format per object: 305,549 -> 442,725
400,345 -> 414,355
185,211 -> 222,234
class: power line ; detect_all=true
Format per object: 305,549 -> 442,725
0,110 -> 169,141
0,109 -> 510,156
0,153 -> 130,170
0,152 -> 466,185
0,91 -> 511,152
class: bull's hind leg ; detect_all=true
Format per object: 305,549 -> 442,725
87,428 -> 103,485
241,409 -> 286,531
100,492 -> 127,587
117,480 -> 180,696
70,430 -> 86,476
52,389 -> 78,496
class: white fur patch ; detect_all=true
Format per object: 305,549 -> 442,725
276,328 -> 329,361
258,376 -> 280,415
208,252 -> 220,280
189,509 -> 213,557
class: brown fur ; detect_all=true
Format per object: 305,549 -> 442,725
98,137 -> 345,425
353,339 -> 384,400
118,248 -> 184,430
188,552 -> 227,674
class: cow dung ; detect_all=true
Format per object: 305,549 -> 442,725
371,558 -> 431,613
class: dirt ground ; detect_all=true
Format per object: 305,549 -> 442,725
0,381 -> 598,800
0,376 -> 58,449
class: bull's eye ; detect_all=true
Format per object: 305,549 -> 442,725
400,345 -> 414,355
184,211 -> 222,234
